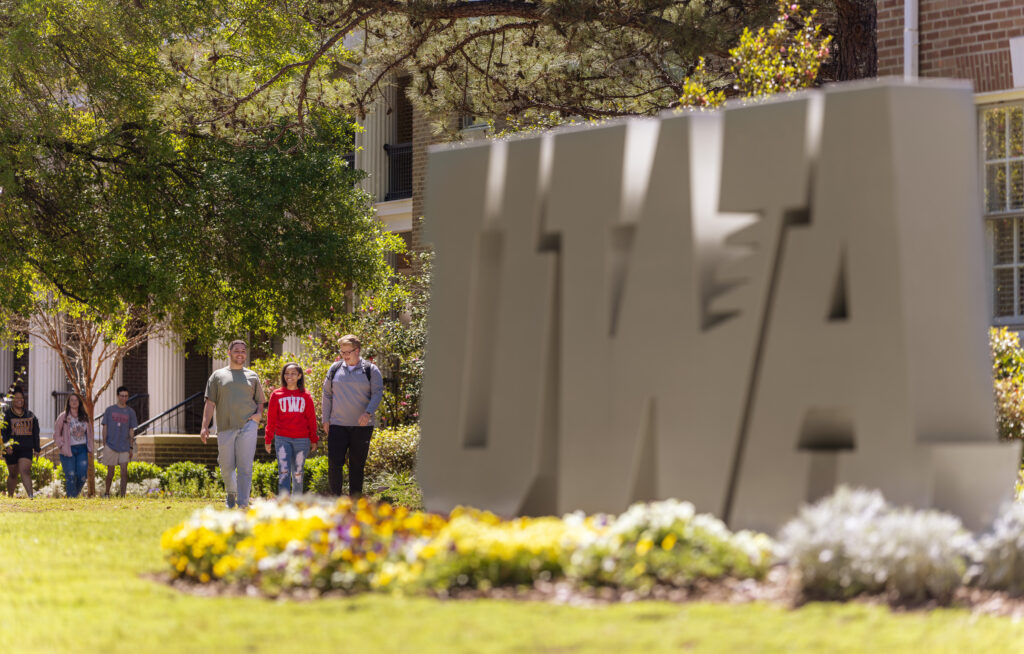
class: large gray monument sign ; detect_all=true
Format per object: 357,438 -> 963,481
418,80 -> 1019,532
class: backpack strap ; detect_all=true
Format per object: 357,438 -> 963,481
362,360 -> 372,384
326,360 -> 345,384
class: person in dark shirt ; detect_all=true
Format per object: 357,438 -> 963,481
2,386 -> 40,498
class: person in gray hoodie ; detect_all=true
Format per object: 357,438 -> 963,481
321,334 -> 383,497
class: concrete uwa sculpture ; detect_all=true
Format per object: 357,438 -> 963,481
418,80 -> 1019,532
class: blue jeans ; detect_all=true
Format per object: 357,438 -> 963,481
274,437 -> 311,495
60,444 -> 89,498
217,421 -> 258,508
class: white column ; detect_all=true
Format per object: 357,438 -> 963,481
28,333 -> 65,438
355,83 -> 399,203
147,332 -> 184,433
0,344 -> 13,397
282,335 -> 303,358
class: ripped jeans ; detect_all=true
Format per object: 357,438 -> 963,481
274,436 -> 311,495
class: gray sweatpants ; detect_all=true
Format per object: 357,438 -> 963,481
217,420 -> 258,508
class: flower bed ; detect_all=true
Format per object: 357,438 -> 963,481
161,497 -> 773,596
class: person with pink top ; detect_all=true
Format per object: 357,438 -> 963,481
54,393 -> 94,498
265,362 -> 318,495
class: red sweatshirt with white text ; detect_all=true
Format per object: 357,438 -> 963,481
265,387 -> 318,445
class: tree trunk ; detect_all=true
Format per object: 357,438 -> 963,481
832,0 -> 876,80
84,396 -> 95,497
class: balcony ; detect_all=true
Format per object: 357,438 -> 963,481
383,142 -> 413,201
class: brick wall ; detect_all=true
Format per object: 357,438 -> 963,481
410,105 -> 432,262
877,0 -> 1024,92
134,435 -> 275,468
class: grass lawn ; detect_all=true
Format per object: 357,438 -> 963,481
2,498 -> 1024,654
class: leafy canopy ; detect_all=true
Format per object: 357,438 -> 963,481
0,0 -> 399,347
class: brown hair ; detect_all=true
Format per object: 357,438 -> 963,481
338,334 -> 361,350
280,362 -> 305,390
64,393 -> 87,421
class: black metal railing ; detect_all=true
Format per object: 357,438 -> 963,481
383,142 -> 413,201
342,151 -> 355,170
51,391 -> 148,423
135,391 -> 205,436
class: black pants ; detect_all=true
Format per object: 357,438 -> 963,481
327,425 -> 373,496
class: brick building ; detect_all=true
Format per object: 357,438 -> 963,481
878,0 -> 1024,325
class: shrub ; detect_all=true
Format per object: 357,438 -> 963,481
565,499 -> 773,593
304,455 -> 330,495
778,487 -> 972,603
161,461 -> 215,496
31,457 -> 55,488
365,425 -> 419,478
969,502 -> 1024,595
991,327 -> 1024,441
125,461 -> 163,483
251,460 -> 278,498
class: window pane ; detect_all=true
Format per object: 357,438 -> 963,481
1012,107 -> 1024,158
1014,161 -> 1024,210
987,163 -> 1008,212
987,108 -> 1007,160
996,267 -> 1016,317
996,219 -> 1015,264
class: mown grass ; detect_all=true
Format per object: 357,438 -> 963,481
3,497 -> 1024,654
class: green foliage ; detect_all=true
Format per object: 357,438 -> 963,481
304,455 -> 331,495
991,327 -> 1024,441
108,461 -> 164,484
365,425 -> 420,479
679,1 -> 831,108
0,454 -> 55,491
365,470 -> 423,511
30,457 -> 55,489
729,1 -> 831,98
251,460 -> 279,498
161,461 -> 216,497
0,0 -> 398,348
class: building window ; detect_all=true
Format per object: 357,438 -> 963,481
983,104 -> 1024,320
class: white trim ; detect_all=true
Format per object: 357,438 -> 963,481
375,198 -> 412,232
975,89 -> 1024,105
1011,36 -> 1024,88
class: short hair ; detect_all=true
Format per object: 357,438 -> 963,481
228,339 -> 248,352
338,334 -> 361,350
10,385 -> 24,397
116,386 -> 129,395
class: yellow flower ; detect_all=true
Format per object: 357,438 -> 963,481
661,534 -> 678,551
635,538 -> 654,556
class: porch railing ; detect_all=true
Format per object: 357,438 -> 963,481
134,391 -> 206,436
383,142 -> 413,201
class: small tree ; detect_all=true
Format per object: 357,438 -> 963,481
2,280 -> 164,496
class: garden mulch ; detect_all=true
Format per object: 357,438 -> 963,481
153,565 -> 1024,619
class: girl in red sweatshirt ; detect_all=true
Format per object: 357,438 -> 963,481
265,362 -> 318,495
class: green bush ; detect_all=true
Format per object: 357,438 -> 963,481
251,460 -> 278,498
32,457 -> 55,488
161,461 -> 215,496
304,455 -> 330,495
992,327 -> 1024,441
125,461 -> 163,483
365,425 -> 419,478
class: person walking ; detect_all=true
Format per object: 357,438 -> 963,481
199,340 -> 264,509
54,393 -> 93,498
321,335 -> 383,497
2,386 -> 40,498
265,363 -> 318,495
100,386 -> 139,497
